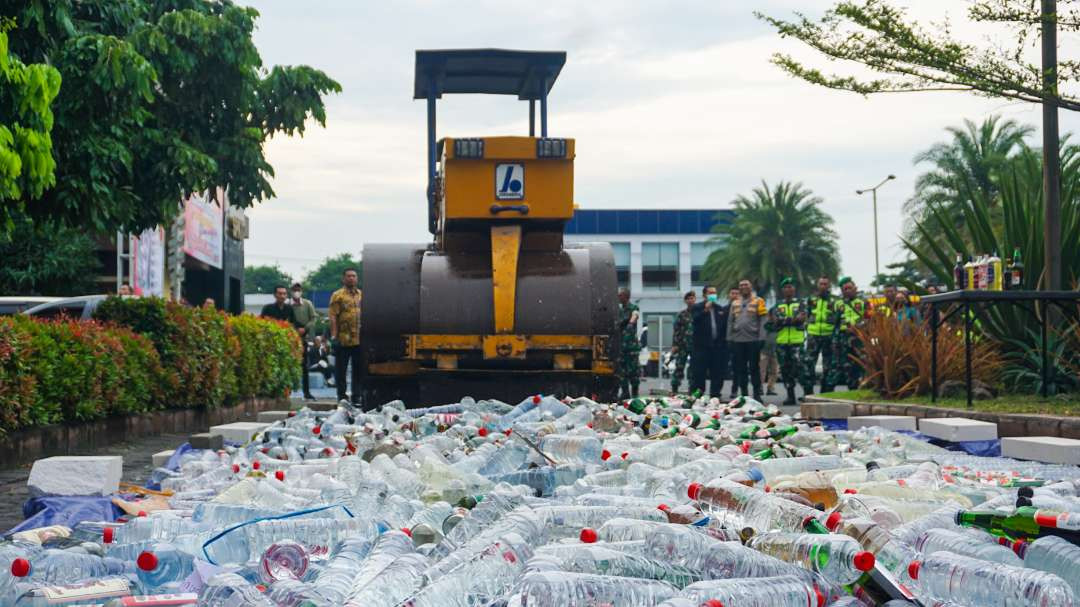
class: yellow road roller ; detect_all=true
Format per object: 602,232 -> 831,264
360,49 -> 619,406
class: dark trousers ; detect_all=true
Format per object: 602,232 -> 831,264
300,345 -> 311,396
690,346 -> 728,398
334,344 -> 362,404
731,341 -> 763,398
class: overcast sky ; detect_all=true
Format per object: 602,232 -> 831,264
245,0 -> 1078,288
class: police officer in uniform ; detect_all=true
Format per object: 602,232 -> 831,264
768,277 -> 806,405
617,288 -> 641,399
669,290 -> 695,393
830,276 -> 868,390
802,276 -> 838,395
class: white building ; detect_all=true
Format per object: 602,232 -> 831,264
563,208 -> 733,354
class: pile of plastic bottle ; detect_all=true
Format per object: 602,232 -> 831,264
2,394 -> 1079,606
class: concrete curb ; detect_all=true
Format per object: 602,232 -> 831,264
0,397 -> 293,468
802,395 -> 1080,440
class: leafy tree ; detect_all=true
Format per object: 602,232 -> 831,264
0,213 -> 101,296
0,20 -> 61,233
701,181 -> 841,297
1,1 -> 340,234
304,253 -> 361,292
245,264 -> 293,294
756,1 -> 1080,110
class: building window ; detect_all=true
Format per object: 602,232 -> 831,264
611,242 -> 630,290
642,242 -> 679,290
691,240 -> 721,286
645,314 -> 677,349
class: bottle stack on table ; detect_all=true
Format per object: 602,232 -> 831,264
1,394 -> 1078,606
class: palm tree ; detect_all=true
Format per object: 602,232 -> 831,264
905,116 -> 1034,237
701,181 -> 841,297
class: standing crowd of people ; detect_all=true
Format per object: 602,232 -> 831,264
617,276 -> 925,404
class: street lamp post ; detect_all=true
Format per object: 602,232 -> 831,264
856,174 -> 896,282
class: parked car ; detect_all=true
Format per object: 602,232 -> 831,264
22,295 -> 109,320
0,296 -> 61,316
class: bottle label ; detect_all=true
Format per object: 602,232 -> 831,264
1035,510 -> 1080,531
35,577 -> 131,601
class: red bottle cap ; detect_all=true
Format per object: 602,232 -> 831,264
907,560 -> 921,580
579,528 -> 598,543
813,585 -> 825,607
401,527 -> 412,537
843,488 -> 858,494
275,470 -> 285,481
103,527 -> 114,544
657,503 -> 670,512
620,452 -> 628,460
478,427 -> 488,437
533,395 -> 541,404
740,441 -> 751,453
10,558 -> 30,577
137,551 -> 158,571
232,464 -> 240,473
287,411 -> 296,417
764,485 -> 772,493
322,447 -> 335,457
312,425 -> 322,435
252,460 -> 261,470
601,449 -> 611,461
688,483 -> 702,500
853,551 -> 875,572
255,584 -> 267,592
703,601 -> 724,607
137,511 -> 147,518
504,429 -> 513,436
825,511 -> 842,531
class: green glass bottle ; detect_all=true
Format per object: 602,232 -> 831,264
752,447 -> 775,460
624,398 -> 647,415
955,506 -> 1080,541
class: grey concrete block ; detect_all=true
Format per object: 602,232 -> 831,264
257,410 -> 292,423
308,401 -> 338,412
151,450 -> 175,468
918,417 -> 997,442
209,422 -> 268,444
28,456 -> 123,497
847,415 -> 917,432
1002,436 -> 1080,465
189,432 -> 224,450
800,401 -> 853,419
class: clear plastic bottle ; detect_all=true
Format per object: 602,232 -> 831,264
748,532 -> 876,584
343,552 -> 429,607
345,531 -> 416,596
689,478 -> 830,532
514,570 -> 678,606
198,572 -> 276,607
832,516 -> 918,579
908,550 -> 1075,606
914,528 -> 1021,565
134,543 -> 194,592
397,532 -> 533,607
533,543 -> 699,588
891,505 -> 962,545
533,505 -> 666,540
259,540 -> 309,583
1017,535 -> 1080,597
9,549 -> 131,584
537,434 -> 603,464
679,575 -> 821,607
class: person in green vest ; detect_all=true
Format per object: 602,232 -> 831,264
617,288 -> 642,399
768,277 -> 806,406
801,276 -> 838,395
830,276 -> 869,391
669,290 -> 695,393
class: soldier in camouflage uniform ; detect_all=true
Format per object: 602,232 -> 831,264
768,278 -> 806,405
829,276 -> 868,391
617,288 -> 641,399
802,276 -> 838,395
669,290 -> 696,393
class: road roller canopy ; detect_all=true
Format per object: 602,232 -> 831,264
414,49 -> 566,100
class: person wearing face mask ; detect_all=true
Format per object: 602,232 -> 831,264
689,285 -> 729,399
290,283 -> 317,400
727,278 -> 768,401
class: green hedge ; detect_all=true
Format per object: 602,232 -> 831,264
0,297 -> 301,434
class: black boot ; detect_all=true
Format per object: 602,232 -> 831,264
784,387 -> 796,406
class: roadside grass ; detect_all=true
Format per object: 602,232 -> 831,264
817,389 -> 1080,417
